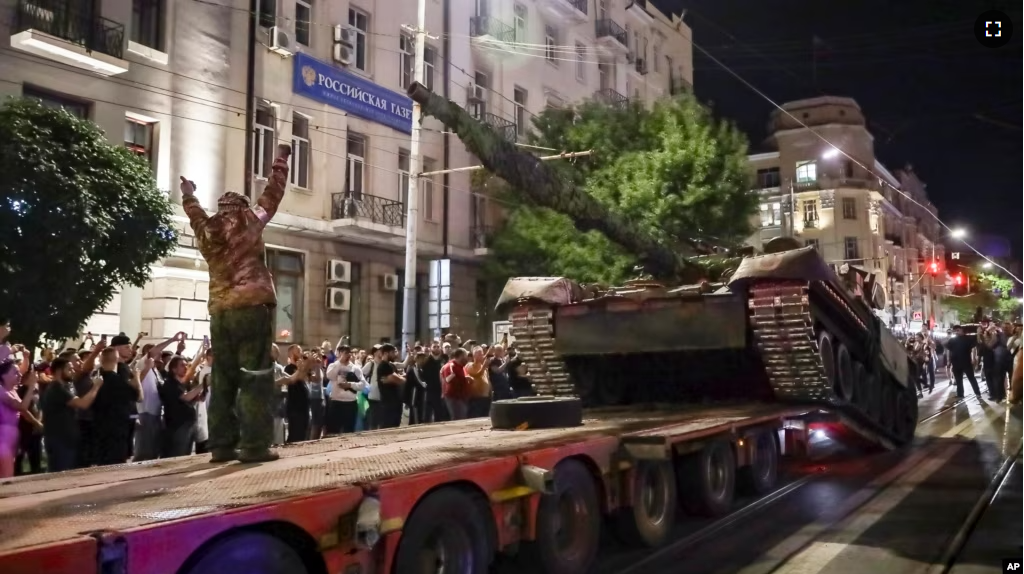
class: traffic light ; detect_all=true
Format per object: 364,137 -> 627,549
928,261 -> 939,276
954,273 -> 963,286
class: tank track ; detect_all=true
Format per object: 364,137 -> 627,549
747,280 -> 912,447
508,306 -> 574,397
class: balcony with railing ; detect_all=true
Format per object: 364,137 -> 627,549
330,192 -> 406,239
475,112 -> 517,143
594,88 -> 629,110
538,0 -> 587,23
471,224 -> 493,255
470,15 -> 517,56
11,0 -> 129,76
595,19 -> 628,54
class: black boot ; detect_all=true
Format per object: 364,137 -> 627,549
238,448 -> 280,463
209,449 -> 238,463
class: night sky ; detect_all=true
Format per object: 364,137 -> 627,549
654,0 -> 1022,254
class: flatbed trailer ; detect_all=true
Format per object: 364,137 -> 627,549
0,403 -> 816,574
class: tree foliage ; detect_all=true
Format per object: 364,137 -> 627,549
943,272 -> 1022,323
0,98 -> 177,346
481,94 -> 756,285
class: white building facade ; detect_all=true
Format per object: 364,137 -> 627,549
0,0 -> 692,351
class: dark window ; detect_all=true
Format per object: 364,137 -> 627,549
130,0 -> 163,50
756,167 -> 780,188
22,87 -> 89,118
842,197 -> 857,220
295,0 -> 311,46
124,118 -> 155,168
844,237 -> 860,260
258,0 -> 276,28
267,250 -> 304,344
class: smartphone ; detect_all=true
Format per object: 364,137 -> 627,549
203,335 -> 210,346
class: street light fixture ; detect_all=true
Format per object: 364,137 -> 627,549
950,228 -> 967,239
822,147 -> 840,159
982,262 -> 993,269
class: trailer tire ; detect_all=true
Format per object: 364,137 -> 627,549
677,440 -> 735,517
392,487 -> 492,574
490,396 -> 584,430
738,430 -> 779,495
836,343 -> 855,402
181,531 -> 308,574
614,461 -> 677,547
521,459 -> 601,574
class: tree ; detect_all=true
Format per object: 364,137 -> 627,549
0,98 -> 178,347
943,272 -> 1022,323
479,95 -> 756,285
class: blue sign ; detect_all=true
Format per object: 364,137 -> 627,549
292,53 -> 413,134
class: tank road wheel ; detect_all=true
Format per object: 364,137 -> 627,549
861,372 -> 881,420
393,487 -> 493,574
677,440 -> 736,517
818,331 -> 837,391
614,461 -> 678,548
182,531 -> 309,574
490,396 -> 584,430
521,459 -> 602,574
836,344 -> 856,403
739,430 -> 780,496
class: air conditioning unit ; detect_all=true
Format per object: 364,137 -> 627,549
333,25 -> 357,46
326,259 -> 351,284
332,42 -> 353,65
381,273 -> 399,291
269,26 -> 295,56
466,82 -> 483,102
326,287 -> 351,311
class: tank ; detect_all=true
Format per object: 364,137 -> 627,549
405,82 -> 918,448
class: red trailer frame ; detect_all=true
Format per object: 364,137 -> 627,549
0,403 -> 812,574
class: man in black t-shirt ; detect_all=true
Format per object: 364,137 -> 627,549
40,358 -> 104,472
284,355 -> 312,443
92,346 -> 141,466
375,344 -> 406,429
158,356 -> 203,457
419,341 -> 449,423
947,325 -> 981,399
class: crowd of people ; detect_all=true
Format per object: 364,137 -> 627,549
0,324 -> 537,477
905,318 -> 1022,404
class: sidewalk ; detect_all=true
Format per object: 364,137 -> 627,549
949,448 -> 1023,574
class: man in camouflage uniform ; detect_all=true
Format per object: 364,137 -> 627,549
180,151 -> 289,463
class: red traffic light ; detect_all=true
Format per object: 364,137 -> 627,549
954,274 -> 963,286
928,261 -> 939,275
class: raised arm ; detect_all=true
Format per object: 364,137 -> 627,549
179,177 -> 209,232
253,154 -> 290,228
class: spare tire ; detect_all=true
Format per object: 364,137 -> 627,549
490,396 -> 584,430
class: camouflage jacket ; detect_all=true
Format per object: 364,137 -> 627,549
183,176 -> 286,314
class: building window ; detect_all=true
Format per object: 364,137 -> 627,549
803,199 -> 818,226
842,159 -> 854,178
575,43 -> 585,81
252,104 -> 275,178
545,26 -> 557,65
124,118 -> 154,165
131,0 -> 163,50
348,8 -> 369,72
471,71 -> 488,117
795,160 -> 817,183
844,237 -> 860,260
290,113 -> 310,188
598,60 -> 610,90
759,202 -> 781,227
398,149 -> 410,205
267,249 -> 304,344
842,197 -> 857,220
424,46 -> 436,90
653,43 -> 661,73
513,3 -> 527,43
513,87 -> 527,137
295,0 -> 311,46
346,133 -> 365,199
421,158 -> 436,221
805,238 -> 819,250
258,0 -> 275,28
400,34 -> 413,89
756,167 -> 780,189
23,87 -> 89,118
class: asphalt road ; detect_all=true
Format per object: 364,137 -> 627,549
588,376 -> 1022,574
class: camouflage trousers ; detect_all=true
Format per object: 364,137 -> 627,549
208,305 -> 275,453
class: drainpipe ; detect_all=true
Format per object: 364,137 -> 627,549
441,0 -> 451,258
242,0 -> 257,198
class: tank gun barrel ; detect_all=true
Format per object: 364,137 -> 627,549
406,81 -> 694,280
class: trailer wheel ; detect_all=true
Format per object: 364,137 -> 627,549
491,396 -> 583,430
738,430 -> 779,495
677,440 -> 735,517
392,487 -> 492,574
614,461 -> 677,547
521,459 -> 601,574
836,343 -> 855,402
181,531 -> 308,574
818,331 -> 837,391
